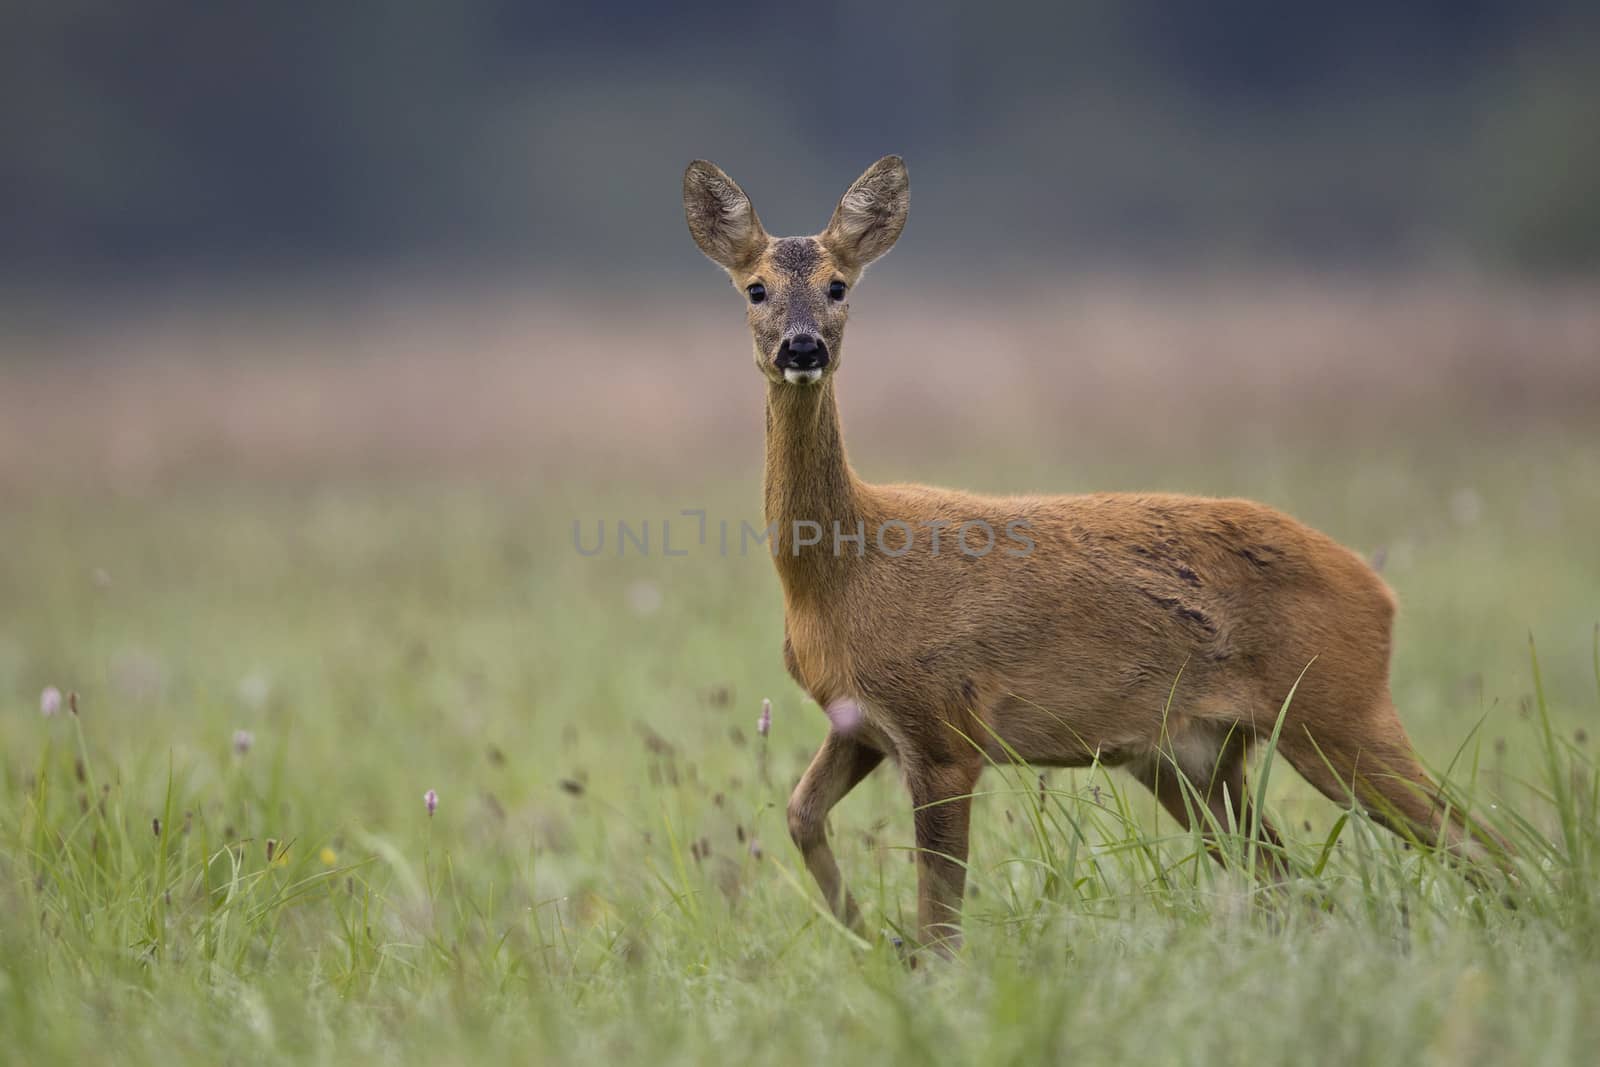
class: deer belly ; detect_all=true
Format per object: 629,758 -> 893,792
986,697 -> 1149,768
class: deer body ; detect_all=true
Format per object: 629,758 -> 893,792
685,156 -> 1499,954
765,381 -> 1386,757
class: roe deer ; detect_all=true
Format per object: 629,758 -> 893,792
683,155 -> 1507,955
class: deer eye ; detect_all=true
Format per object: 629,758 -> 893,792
828,281 -> 847,301
747,283 -> 766,304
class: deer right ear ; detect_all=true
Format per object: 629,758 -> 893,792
821,156 -> 909,270
683,161 -> 767,273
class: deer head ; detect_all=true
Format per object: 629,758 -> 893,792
683,156 -> 909,385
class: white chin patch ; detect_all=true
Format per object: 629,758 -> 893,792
783,368 -> 823,385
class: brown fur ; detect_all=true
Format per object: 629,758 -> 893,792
684,157 -> 1506,955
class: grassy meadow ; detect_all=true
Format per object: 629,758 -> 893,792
2,281 -> 1599,1065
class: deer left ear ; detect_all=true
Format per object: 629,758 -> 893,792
821,156 -> 909,270
683,160 -> 768,273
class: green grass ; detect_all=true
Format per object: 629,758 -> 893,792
2,440 -> 1599,1066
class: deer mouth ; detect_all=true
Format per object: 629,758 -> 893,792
774,335 -> 831,383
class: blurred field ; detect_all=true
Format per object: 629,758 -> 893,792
3,274 -> 1597,489
2,277 -> 1599,1064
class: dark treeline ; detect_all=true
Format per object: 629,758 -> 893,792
3,0 -> 1597,280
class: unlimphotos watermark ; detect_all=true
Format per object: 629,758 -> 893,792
572,510 -> 1034,559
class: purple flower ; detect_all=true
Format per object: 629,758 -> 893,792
233,729 -> 255,756
758,699 -> 772,738
823,698 -> 864,736
40,686 -> 62,718
424,789 -> 438,816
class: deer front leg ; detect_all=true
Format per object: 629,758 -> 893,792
906,757 -> 983,957
787,732 -> 884,934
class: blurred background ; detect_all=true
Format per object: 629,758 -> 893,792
7,1 -> 1600,278
2,1 -> 1598,488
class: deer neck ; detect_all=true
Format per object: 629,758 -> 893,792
763,377 -> 862,602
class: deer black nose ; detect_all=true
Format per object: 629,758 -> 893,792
776,334 -> 829,371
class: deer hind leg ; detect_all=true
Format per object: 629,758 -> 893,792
1128,723 -> 1289,880
1274,693 -> 1510,866
787,732 -> 884,934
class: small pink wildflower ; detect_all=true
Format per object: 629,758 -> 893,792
823,697 -> 863,735
40,687 -> 62,717
757,699 -> 772,738
424,789 -> 438,816
233,729 -> 255,756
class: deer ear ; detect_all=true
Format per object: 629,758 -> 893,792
821,156 -> 909,270
683,161 -> 768,272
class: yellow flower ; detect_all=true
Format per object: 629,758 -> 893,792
320,847 -> 338,866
